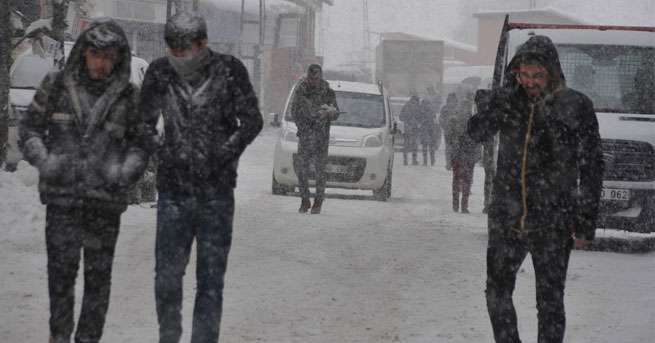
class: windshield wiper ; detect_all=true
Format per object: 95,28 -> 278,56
11,86 -> 37,90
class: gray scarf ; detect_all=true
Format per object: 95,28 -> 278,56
167,47 -> 212,87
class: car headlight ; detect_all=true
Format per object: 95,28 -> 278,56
363,134 -> 383,147
284,130 -> 299,142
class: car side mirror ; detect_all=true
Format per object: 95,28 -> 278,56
474,89 -> 492,112
269,113 -> 281,127
391,121 -> 399,135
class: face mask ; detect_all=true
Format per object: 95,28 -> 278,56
167,47 -> 210,80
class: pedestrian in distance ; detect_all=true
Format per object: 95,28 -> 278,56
138,12 -> 263,343
399,94 -> 421,165
439,92 -> 458,170
441,90 -> 480,213
18,18 -> 149,343
468,35 -> 604,343
418,97 -> 438,166
291,64 -> 339,214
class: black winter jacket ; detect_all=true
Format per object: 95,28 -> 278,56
140,50 -> 263,197
468,35 -> 604,240
19,19 -> 148,212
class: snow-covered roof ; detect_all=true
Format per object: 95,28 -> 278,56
204,0 -> 331,13
473,6 -> 586,25
380,32 -> 476,53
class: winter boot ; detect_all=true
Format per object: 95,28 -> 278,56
299,198 -> 311,213
310,198 -> 323,214
49,336 -> 69,343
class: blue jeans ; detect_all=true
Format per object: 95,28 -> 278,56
155,191 -> 234,343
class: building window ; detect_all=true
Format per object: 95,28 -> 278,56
114,1 -> 155,21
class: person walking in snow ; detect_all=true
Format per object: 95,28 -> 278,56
399,95 -> 421,165
417,97 -> 438,166
19,18 -> 149,343
441,91 -> 480,213
468,35 -> 604,343
139,12 -> 262,343
291,64 -> 339,214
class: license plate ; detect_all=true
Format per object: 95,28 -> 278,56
326,164 -> 349,174
601,188 -> 630,201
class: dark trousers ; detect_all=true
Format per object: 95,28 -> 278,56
45,205 -> 121,343
403,131 -> 418,165
484,167 -> 495,210
295,138 -> 328,200
155,191 -> 234,343
420,139 -> 436,166
451,160 -> 475,211
486,229 -> 573,343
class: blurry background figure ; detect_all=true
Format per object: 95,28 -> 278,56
399,95 -> 421,165
441,90 -> 481,213
418,97 -> 437,166
439,93 -> 458,170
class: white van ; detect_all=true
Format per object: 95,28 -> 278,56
5,42 -> 148,168
271,80 -> 396,201
488,20 -> 655,232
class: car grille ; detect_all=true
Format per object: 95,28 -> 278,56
293,154 -> 367,183
602,139 -> 655,181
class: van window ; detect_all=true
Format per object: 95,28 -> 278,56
10,55 -> 54,89
558,44 -> 655,114
333,92 -> 386,128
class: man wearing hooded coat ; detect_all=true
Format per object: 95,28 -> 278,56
468,35 -> 604,343
19,19 -> 149,343
139,13 -> 263,343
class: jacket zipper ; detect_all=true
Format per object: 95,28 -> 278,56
519,103 -> 535,231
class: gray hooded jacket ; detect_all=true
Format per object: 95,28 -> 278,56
19,18 -> 148,212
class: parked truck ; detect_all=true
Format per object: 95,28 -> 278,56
375,36 -> 444,99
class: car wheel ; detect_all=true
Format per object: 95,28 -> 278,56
272,173 -> 290,195
373,167 -> 392,201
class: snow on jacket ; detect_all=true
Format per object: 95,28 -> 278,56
467,35 -> 604,240
139,49 -> 263,197
291,77 -> 338,145
19,18 -> 148,212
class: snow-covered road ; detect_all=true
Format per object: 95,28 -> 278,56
1,128 -> 654,342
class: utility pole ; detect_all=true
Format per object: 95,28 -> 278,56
51,0 -> 71,70
167,0 -> 183,19
0,0 -> 11,165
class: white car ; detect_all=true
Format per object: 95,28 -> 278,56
5,42 -> 148,168
272,80 -> 396,201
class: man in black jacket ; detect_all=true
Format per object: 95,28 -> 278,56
291,64 -> 338,214
139,13 -> 262,343
19,18 -> 149,343
468,35 -> 604,343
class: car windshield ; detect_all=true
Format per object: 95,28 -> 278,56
285,90 -> 386,128
332,91 -> 386,128
557,44 -> 655,114
10,55 -> 54,89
